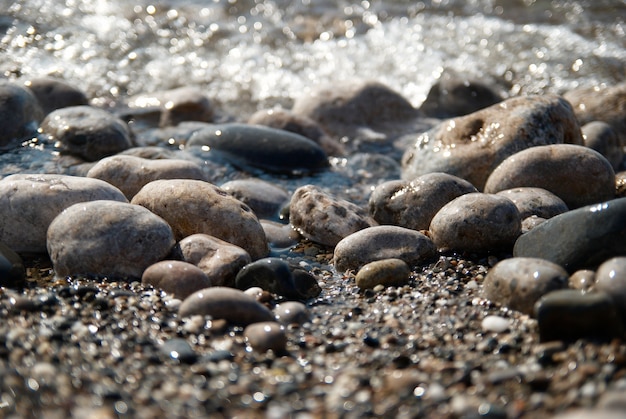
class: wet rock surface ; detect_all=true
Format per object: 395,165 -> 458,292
0,81 -> 43,148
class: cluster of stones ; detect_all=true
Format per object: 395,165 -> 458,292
1,75 -> 625,353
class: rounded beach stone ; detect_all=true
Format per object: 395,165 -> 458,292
176,234 -> 251,287
260,220 -> 301,249
582,121 -> 623,170
521,215 -> 546,233
0,242 -> 26,288
482,257 -> 569,316
235,258 -> 303,300
333,225 -> 437,273
429,193 -> 521,253
178,286 -> 275,326
40,106 -> 133,161
131,179 -> 269,260
220,178 -> 290,220
401,95 -> 583,190
534,289 -> 624,342
244,322 -> 287,353
0,174 -> 127,253
292,80 -> 419,139
513,197 -> 626,272
248,107 -> 344,156
86,155 -> 207,199
141,260 -> 212,300
47,200 -> 175,280
595,257 -> 626,317
125,86 -> 214,127
289,185 -> 376,247
569,269 -> 596,291
187,123 -> 328,174
0,81 -> 43,147
481,315 -> 510,333
495,187 -> 569,219
23,77 -> 88,115
484,144 -> 615,209
291,268 -> 322,299
419,70 -> 503,118
274,301 -> 311,325
355,258 -> 410,289
368,173 -> 477,230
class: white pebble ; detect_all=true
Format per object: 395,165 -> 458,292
481,315 -> 511,333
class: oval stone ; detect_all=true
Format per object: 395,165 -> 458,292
220,178 -> 290,220
289,185 -> 376,248
244,322 -> 287,353
187,123 -> 328,174
24,77 -> 88,116
582,121 -> 623,170
368,173 -> 478,231
484,144 -> 615,209
176,234 -> 251,288
513,198 -> 626,272
141,260 -> 212,300
178,287 -> 275,326
274,301 -> 311,325
333,225 -> 437,273
0,81 -> 42,148
131,179 -> 269,260
355,258 -> 411,289
47,200 -> 175,280
235,258 -> 303,300
429,193 -> 521,253
535,290 -> 624,342
595,257 -> 626,317
495,187 -> 569,219
87,155 -> 207,199
0,174 -> 128,253
401,95 -> 583,190
569,269 -> 596,291
40,106 -> 133,161
482,257 -> 569,316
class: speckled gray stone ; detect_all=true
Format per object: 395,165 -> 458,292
131,179 -> 269,260
289,185 -> 376,247
178,287 -> 275,326
0,174 -> 127,253
47,200 -> 175,280
482,257 -> 569,316
333,225 -> 436,273
484,144 -> 615,209
429,193 -> 521,253
368,172 -> 477,231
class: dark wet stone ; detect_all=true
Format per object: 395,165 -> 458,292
187,123 -> 328,174
160,338 -> 198,364
534,290 -> 625,342
582,121 -> 623,170
0,242 -> 26,288
24,77 -> 88,116
419,70 -> 503,118
220,178 -> 290,220
291,268 -> 322,299
513,197 -> 626,272
178,286 -> 275,326
40,106 -> 133,161
235,258 -> 304,300
0,80 -> 43,148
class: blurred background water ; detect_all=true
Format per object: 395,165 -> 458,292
2,0 -> 624,118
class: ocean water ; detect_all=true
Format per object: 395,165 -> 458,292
0,0 -> 624,186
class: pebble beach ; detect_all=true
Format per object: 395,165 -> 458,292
1,1 -> 626,418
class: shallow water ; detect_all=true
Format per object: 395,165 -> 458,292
1,0 -> 625,187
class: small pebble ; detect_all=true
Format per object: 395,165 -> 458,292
355,258 -> 410,289
481,315 -> 511,333
141,260 -> 212,299
160,338 -> 198,364
274,301 -> 311,325
244,322 -> 287,353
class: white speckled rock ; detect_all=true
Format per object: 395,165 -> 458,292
176,233 -> 251,287
289,185 -> 377,247
368,172 -> 477,231
178,287 -> 274,326
355,258 -> 411,289
429,193 -> 521,253
484,144 -> 615,209
141,260 -> 212,299
482,257 -> 569,316
131,179 -> 269,260
0,174 -> 127,253
86,155 -> 207,199
333,225 -> 436,273
47,200 -> 175,280
244,321 -> 287,353
401,95 -> 583,190
495,187 -> 568,219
